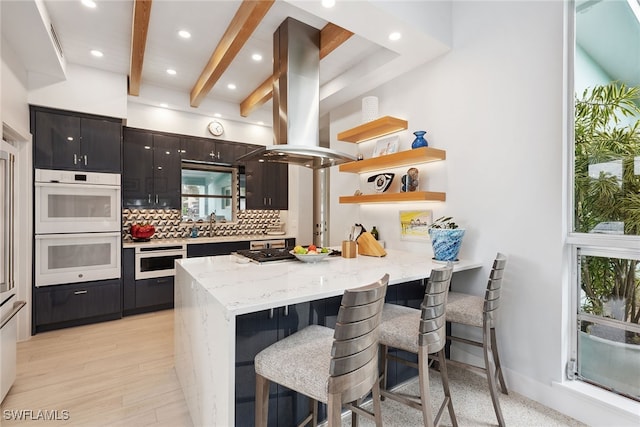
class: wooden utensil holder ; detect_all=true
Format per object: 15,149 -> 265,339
342,240 -> 357,258
356,232 -> 387,257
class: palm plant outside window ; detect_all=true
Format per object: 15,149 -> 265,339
572,0 -> 640,400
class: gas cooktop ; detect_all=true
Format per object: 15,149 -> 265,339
234,248 -> 296,264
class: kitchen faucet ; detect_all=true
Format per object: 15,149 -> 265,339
209,211 -> 216,237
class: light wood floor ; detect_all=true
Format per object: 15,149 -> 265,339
1,310 -> 193,426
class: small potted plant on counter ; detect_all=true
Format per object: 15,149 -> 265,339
429,216 -> 465,262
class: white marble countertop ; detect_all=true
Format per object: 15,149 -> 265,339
176,249 -> 482,318
122,234 -> 295,248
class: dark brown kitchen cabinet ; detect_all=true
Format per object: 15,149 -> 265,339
122,127 -> 181,209
180,136 -> 237,164
122,248 -> 174,316
31,106 -> 122,173
33,279 -> 122,333
245,160 -> 288,210
186,241 -> 250,258
180,136 -> 216,163
235,302 -> 315,426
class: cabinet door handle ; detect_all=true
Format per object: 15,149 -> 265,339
74,154 -> 78,165
268,197 -> 272,206
74,290 -> 87,295
217,151 -> 221,159
148,194 -> 152,204
155,278 -> 170,284
269,308 -> 274,319
83,155 -> 87,166
263,197 -> 267,205
155,194 -> 159,204
283,305 -> 289,316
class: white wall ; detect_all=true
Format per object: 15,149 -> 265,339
28,63 -> 127,118
330,2 -> 634,425
126,102 -> 272,145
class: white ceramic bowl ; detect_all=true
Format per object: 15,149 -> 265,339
290,250 -> 332,263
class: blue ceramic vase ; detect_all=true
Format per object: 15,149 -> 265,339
429,228 -> 465,261
411,130 -> 428,149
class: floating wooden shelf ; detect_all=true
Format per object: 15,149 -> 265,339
339,147 -> 446,174
339,191 -> 446,204
337,116 -> 408,143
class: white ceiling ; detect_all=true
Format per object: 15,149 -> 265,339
1,0 -> 453,126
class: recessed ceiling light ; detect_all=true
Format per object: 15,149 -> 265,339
160,103 -> 168,108
166,69 -> 177,75
178,30 -> 191,39
227,83 -> 236,90
389,32 -> 402,41
257,121 -> 264,125
82,0 -> 97,9
252,53 -> 263,61
214,113 -> 222,118
90,49 -> 103,57
321,0 -> 336,8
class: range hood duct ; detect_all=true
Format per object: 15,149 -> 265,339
237,17 -> 355,169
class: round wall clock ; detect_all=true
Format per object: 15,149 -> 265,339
207,120 -> 224,136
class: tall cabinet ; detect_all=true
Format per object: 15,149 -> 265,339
30,106 -> 124,334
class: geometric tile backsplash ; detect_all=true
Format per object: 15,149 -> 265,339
122,208 -> 283,241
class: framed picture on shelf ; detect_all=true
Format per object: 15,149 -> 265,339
399,210 -> 433,241
372,135 -> 399,157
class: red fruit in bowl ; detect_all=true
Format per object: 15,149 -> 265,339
131,223 -> 155,239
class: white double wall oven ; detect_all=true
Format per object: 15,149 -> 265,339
34,169 -> 121,287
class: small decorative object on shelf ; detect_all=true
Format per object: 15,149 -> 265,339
373,135 -> 399,157
401,167 -> 419,192
368,173 -> 395,193
428,216 -> 465,262
370,226 -> 379,240
411,130 -> 429,149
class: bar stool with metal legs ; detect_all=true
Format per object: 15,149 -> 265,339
254,274 -> 389,427
446,252 -> 508,427
378,265 -> 457,427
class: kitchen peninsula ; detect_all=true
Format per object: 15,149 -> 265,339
174,250 -> 481,426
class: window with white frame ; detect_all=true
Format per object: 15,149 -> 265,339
181,163 -> 244,222
570,0 -> 640,402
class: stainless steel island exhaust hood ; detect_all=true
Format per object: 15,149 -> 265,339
237,17 -> 355,169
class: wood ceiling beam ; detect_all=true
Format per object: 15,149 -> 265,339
190,0 -> 274,108
319,22 -> 354,60
128,0 -> 152,96
240,22 -> 354,117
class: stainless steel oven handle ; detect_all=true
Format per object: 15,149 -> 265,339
74,290 -> 87,295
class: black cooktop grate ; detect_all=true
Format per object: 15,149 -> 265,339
235,248 -> 295,263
